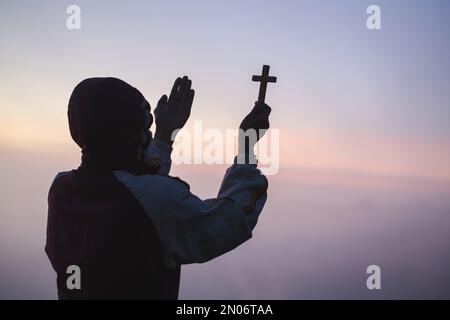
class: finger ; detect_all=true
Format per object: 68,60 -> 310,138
250,101 -> 264,114
168,77 -> 182,103
250,103 -> 271,120
253,101 -> 270,113
173,76 -> 187,109
181,77 -> 192,102
154,95 -> 167,115
157,94 -> 168,107
177,76 -> 187,104
255,114 -> 270,130
262,104 -> 271,117
186,89 -> 195,114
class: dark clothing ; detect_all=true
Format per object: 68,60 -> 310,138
46,170 -> 180,299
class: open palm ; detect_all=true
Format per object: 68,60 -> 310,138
154,76 -> 195,145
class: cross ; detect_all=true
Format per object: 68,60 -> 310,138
252,65 -> 277,103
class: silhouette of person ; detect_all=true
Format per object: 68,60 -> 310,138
45,76 -> 270,299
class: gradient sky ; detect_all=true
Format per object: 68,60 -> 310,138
1,0 -> 450,178
1,0 -> 450,299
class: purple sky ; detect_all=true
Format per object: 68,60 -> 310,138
0,0 -> 449,299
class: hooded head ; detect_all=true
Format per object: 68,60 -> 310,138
68,77 -> 153,171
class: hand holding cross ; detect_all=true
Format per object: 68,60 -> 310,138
237,65 -> 276,162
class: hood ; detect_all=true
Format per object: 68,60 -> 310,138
68,77 -> 153,171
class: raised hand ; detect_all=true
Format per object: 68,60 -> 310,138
238,101 -> 271,158
154,76 -> 195,145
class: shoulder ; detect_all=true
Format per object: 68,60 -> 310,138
113,171 -> 191,202
49,171 -> 72,188
48,171 -> 74,201
53,171 -> 71,181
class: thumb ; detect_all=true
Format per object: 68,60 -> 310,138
255,101 -> 271,113
155,95 -> 168,114
157,95 -> 168,107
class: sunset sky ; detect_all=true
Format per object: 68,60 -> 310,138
1,0 -> 450,179
1,0 -> 450,299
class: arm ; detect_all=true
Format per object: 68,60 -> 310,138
114,160 -> 267,269
142,138 -> 173,175
153,76 -> 194,147
140,76 -> 193,174
128,77 -> 271,268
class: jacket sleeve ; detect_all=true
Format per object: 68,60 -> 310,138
114,159 -> 268,269
142,138 -> 173,175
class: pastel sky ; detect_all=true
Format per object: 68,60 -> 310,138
1,0 -> 450,179
0,0 -> 450,299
